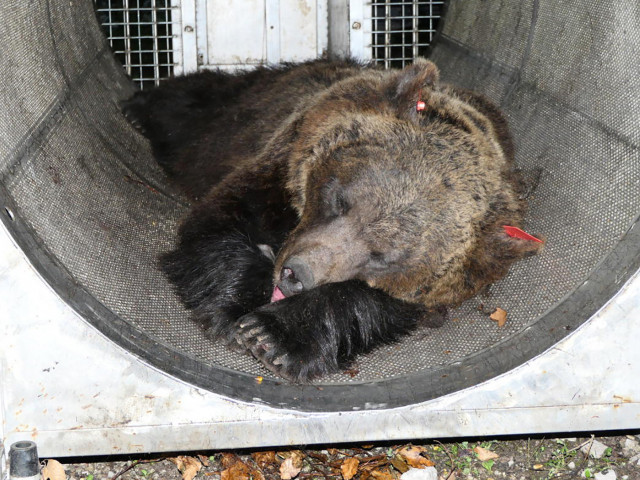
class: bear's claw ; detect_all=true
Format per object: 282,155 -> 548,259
235,314 -> 297,380
234,308 -> 335,383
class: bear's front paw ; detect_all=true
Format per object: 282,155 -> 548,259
235,308 -> 340,382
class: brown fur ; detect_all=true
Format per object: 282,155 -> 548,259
125,58 -> 542,380
260,58 -> 542,314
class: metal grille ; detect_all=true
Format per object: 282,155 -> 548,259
371,0 -> 445,68
94,0 -> 174,89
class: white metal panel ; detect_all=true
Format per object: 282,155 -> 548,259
195,0 -> 209,67
201,0 -> 326,69
180,0 -> 199,73
2,220 -> 640,457
266,0 -> 281,64
348,0 -> 368,60
205,0 -> 267,67
280,0 -> 317,62
316,0 -> 329,57
171,0 -> 184,74
327,0 -> 350,58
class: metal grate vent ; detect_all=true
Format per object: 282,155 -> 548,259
93,1 -> 445,81
94,0 -> 174,89
371,0 -> 445,68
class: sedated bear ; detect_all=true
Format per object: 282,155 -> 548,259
124,58 -> 542,382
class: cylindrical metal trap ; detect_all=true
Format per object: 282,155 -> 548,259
1,0 -> 639,457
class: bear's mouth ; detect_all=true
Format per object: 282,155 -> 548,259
271,285 -> 286,302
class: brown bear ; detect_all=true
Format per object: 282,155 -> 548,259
123,58 -> 542,381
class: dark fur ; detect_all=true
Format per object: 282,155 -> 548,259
236,281 -> 442,381
124,59 -> 541,381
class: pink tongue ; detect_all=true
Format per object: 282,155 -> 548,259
271,286 -> 286,303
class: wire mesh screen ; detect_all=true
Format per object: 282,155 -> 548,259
94,0 -> 174,89
370,0 -> 445,68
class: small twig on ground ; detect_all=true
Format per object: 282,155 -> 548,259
299,471 -> 340,479
434,440 -> 458,480
570,436 -> 595,455
112,460 -> 139,479
359,459 -> 390,470
573,435 -> 596,477
112,459 -> 159,480
307,452 -> 329,463
359,454 -> 387,465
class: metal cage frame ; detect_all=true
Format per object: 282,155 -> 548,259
94,0 -> 447,86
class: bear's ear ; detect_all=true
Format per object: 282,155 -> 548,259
464,224 -> 544,295
393,58 -> 440,118
493,226 -> 545,259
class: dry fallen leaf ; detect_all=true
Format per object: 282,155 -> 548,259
252,451 -> 277,468
278,451 -> 304,480
397,446 -> 435,468
220,454 -> 265,480
341,457 -> 360,480
198,455 -> 211,467
343,367 -> 360,377
280,457 -> 302,480
489,307 -> 508,327
391,456 -> 410,473
169,456 -> 203,480
42,459 -> 66,480
251,466 -> 267,480
278,450 -> 304,466
473,446 -> 499,462
221,460 -> 248,480
220,453 -> 240,469
369,467 -> 397,480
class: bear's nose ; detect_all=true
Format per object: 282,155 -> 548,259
279,257 -> 314,297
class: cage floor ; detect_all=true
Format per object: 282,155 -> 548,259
1,0 -> 638,410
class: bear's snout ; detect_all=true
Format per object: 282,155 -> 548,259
278,257 -> 315,297
275,237 -> 370,298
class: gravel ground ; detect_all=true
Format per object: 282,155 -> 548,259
49,432 -> 640,480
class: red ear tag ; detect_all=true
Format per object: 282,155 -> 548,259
416,100 -> 426,111
503,225 -> 543,243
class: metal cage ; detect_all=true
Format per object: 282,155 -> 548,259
94,0 -> 174,88
94,0 -> 446,80
370,0 -> 445,68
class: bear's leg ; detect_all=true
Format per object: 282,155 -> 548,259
162,166 -> 298,346
235,280 -> 440,381
161,230 -> 277,347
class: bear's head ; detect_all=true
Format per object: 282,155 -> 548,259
270,59 -> 536,304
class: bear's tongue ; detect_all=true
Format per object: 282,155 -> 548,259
271,285 -> 286,303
